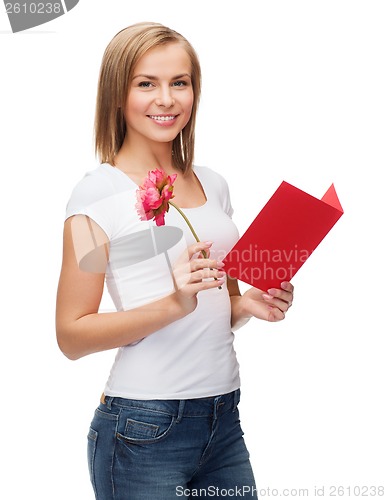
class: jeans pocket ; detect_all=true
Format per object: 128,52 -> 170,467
124,418 -> 159,439
116,408 -> 176,445
87,427 -> 98,495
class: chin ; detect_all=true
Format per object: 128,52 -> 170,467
149,131 -> 181,143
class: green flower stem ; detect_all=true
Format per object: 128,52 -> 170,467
169,200 -> 221,288
169,201 -> 203,252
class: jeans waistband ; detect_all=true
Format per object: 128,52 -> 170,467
101,389 -> 240,420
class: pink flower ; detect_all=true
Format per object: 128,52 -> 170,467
135,169 -> 221,288
135,169 -> 177,226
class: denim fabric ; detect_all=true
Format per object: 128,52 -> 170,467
87,389 -> 257,499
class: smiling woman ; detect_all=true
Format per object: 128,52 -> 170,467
121,44 -> 194,146
55,21 -> 293,500
94,22 -> 202,174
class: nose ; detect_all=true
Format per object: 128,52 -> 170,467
155,85 -> 175,108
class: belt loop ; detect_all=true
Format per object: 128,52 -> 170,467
176,400 -> 185,423
100,392 -> 113,409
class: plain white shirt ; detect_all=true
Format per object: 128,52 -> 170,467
65,163 -> 241,399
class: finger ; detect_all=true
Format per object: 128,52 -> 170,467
262,289 -> 292,312
281,281 -> 294,307
187,241 -> 213,259
198,248 -> 210,259
280,281 -> 294,293
187,276 -> 226,294
262,295 -> 291,313
190,258 -> 224,273
172,259 -> 224,289
190,269 -> 226,283
266,285 -> 293,306
173,242 -> 214,274
266,306 -> 286,322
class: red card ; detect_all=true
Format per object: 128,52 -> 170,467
222,182 -> 344,292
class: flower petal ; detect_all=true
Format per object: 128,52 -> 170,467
135,169 -> 177,225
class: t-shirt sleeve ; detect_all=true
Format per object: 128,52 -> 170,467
212,170 -> 234,218
195,165 -> 235,218
65,170 -> 117,239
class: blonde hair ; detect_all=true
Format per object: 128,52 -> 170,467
94,22 -> 201,173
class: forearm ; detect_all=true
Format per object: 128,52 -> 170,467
56,292 -> 189,360
230,295 -> 252,331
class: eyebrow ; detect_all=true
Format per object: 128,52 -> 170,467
132,73 -> 191,81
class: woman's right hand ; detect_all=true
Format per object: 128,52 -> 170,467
171,241 -> 226,315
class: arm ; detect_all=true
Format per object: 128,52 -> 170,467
56,216 -> 225,360
228,275 -> 294,331
228,276 -> 252,331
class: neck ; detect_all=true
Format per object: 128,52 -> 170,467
114,133 -> 176,177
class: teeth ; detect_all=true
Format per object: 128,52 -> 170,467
149,115 -> 176,121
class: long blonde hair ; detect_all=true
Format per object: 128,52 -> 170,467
94,22 -> 202,173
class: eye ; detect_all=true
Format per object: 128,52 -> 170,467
138,81 -> 154,88
172,80 -> 188,87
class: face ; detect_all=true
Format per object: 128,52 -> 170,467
125,43 -> 194,146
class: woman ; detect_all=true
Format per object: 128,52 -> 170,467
56,22 -> 294,499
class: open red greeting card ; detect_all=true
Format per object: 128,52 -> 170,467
222,182 -> 344,292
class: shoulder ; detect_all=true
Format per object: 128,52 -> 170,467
193,165 -> 234,217
193,165 -> 230,191
66,164 -> 129,212
67,164 -> 114,206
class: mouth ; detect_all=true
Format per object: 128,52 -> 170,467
147,114 -> 179,124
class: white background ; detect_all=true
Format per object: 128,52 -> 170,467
1,1 -> 385,498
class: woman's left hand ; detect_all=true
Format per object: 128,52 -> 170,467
241,281 -> 294,322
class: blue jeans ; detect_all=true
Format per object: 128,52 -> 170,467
87,389 -> 257,499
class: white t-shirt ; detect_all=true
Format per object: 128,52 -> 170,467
65,163 -> 240,399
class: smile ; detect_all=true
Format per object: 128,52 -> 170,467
148,115 -> 178,122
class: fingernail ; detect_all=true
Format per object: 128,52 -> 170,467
267,289 -> 276,295
263,293 -> 273,300
218,271 -> 226,278
204,241 -> 213,246
217,261 -> 225,267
